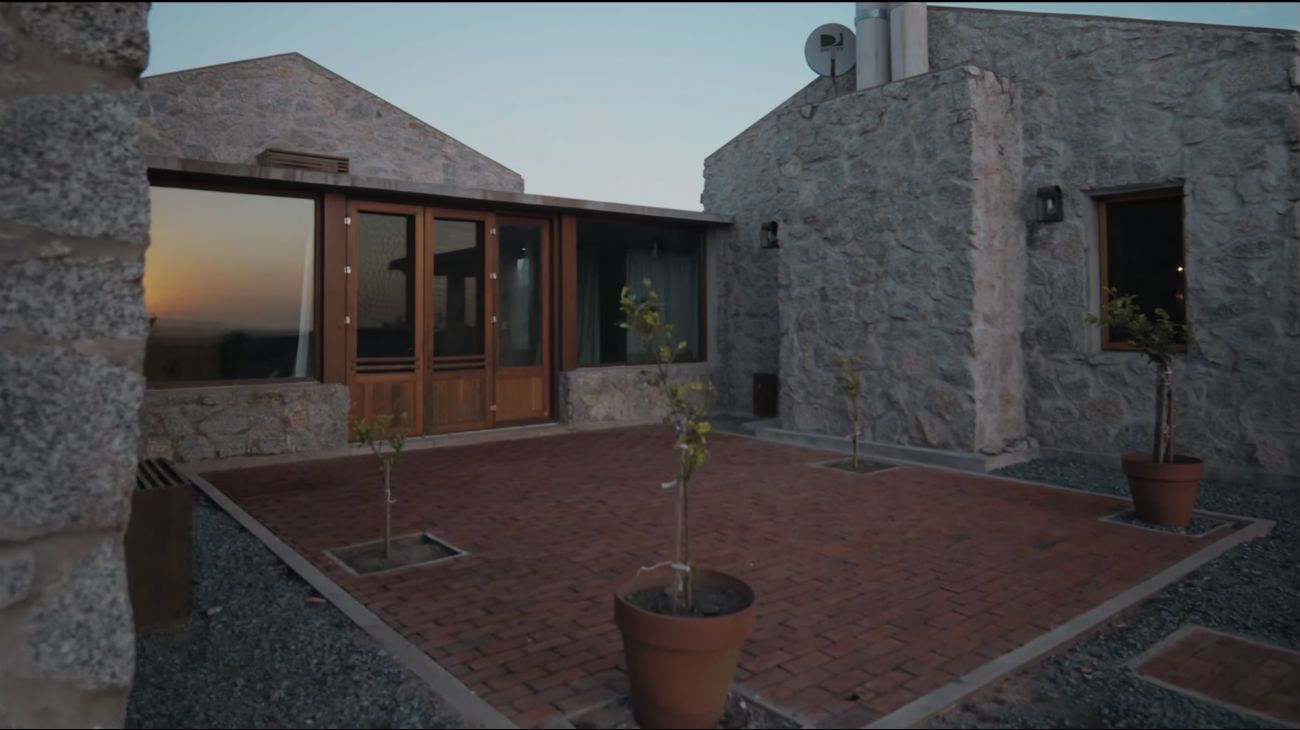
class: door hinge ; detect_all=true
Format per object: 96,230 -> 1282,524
344,315 -> 351,325
489,272 -> 498,280
489,404 -> 497,412
343,265 -> 352,275
491,315 -> 498,324
344,216 -> 352,226
489,228 -> 497,236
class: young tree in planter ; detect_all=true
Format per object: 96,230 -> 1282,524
1086,289 -> 1195,464
619,281 -> 711,613
351,414 -> 410,560
834,354 -> 864,469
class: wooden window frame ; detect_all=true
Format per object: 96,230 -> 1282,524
144,178 -> 324,388
1097,187 -> 1188,353
565,216 -> 709,370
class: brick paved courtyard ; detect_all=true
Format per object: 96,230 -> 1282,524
206,427 -> 1250,727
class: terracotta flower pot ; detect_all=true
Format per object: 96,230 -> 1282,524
614,567 -> 756,729
1120,452 -> 1204,527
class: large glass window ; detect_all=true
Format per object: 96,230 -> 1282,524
577,219 -> 702,366
144,186 -> 317,383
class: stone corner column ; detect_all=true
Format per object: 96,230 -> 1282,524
0,3 -> 151,727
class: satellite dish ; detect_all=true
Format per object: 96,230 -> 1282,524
804,23 -> 856,77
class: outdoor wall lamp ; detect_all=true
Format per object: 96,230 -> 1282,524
1036,185 -> 1064,222
761,221 -> 779,249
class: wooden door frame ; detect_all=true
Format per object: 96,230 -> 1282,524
425,208 -> 497,434
345,200 -> 426,434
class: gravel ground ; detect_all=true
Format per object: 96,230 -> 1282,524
931,458 -> 1299,729
126,494 -> 461,729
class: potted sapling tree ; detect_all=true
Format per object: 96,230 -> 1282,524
612,280 -> 756,730
1086,289 -> 1201,526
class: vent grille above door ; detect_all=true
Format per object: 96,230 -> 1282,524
136,458 -> 190,490
257,148 -> 350,174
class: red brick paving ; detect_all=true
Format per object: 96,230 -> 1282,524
1135,627 -> 1300,725
206,427 -> 1245,727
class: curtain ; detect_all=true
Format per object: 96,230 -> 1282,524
625,242 -> 698,362
291,223 -> 314,377
577,246 -> 601,365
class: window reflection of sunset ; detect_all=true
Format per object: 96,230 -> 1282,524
145,187 -> 314,335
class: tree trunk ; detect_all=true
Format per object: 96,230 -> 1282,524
1164,366 -> 1176,463
383,461 -> 392,560
1152,372 -> 1167,464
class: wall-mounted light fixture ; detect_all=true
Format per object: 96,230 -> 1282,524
1036,185 -> 1064,222
761,221 -> 779,249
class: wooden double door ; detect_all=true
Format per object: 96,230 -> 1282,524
345,201 -> 552,435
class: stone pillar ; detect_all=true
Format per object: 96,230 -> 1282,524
0,3 -> 150,727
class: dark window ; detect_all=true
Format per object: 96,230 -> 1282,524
576,219 -> 703,366
1099,190 -> 1187,350
144,186 -> 317,384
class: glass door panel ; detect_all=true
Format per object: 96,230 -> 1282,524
498,223 -> 542,368
432,219 -> 485,359
494,218 -> 550,424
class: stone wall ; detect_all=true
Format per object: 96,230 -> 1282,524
0,3 -> 151,726
137,52 -> 524,192
560,363 -> 714,425
140,383 -> 350,463
769,67 -> 1026,454
931,7 -> 1300,477
703,73 -> 857,413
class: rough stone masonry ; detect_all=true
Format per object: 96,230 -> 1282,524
705,6 -> 1300,483
0,3 -> 151,726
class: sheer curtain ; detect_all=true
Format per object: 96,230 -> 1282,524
625,241 -> 698,362
577,246 -> 601,365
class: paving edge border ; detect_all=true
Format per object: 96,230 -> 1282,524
1126,623 -> 1300,729
186,468 -> 518,730
863,516 -> 1276,729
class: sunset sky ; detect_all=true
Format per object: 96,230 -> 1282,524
147,2 -> 1300,210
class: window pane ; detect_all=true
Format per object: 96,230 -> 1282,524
576,220 -> 702,366
499,223 -> 543,368
433,219 -> 484,358
144,187 -> 316,383
356,212 -> 415,358
1104,194 -> 1186,342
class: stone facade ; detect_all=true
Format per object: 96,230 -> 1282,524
140,383 -> 349,463
0,3 -> 150,726
560,363 -> 714,425
137,52 -> 523,192
930,7 -> 1300,478
704,7 -> 1299,480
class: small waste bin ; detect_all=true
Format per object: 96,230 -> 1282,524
753,373 -> 778,419
125,458 -> 193,631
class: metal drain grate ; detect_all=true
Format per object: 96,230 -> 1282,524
136,458 -> 190,490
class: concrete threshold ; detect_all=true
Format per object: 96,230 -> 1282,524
753,426 -> 1038,473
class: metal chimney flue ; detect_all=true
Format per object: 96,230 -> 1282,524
889,2 -> 929,82
854,2 -> 890,90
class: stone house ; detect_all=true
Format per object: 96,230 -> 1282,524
706,5 -> 1300,485
133,6 -> 1299,486
135,52 -> 724,462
